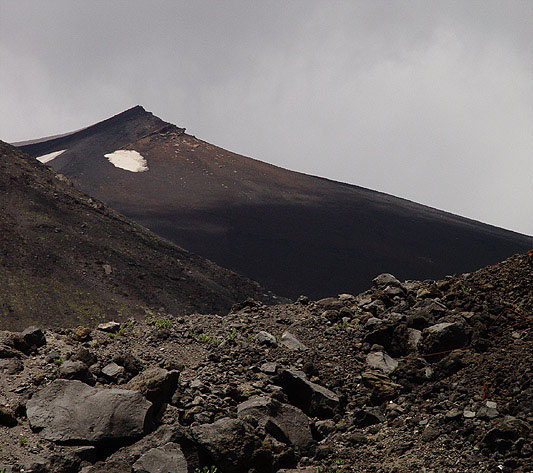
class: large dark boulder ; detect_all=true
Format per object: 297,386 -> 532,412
238,396 -> 314,455
421,322 -> 471,361
126,367 -> 180,409
27,379 -> 154,443
191,418 -> 262,473
277,369 -> 340,419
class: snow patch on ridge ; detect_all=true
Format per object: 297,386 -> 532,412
104,150 -> 148,172
36,149 -> 67,164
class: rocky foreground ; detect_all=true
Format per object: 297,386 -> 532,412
0,252 -> 531,473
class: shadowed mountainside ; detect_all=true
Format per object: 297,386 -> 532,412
18,106 -> 533,299
0,141 -> 277,330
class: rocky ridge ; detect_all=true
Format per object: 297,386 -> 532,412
0,251 -> 531,472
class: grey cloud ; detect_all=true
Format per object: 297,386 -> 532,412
1,0 -> 532,234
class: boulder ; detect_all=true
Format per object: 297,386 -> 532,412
21,326 -> 46,349
27,379 -> 154,443
132,442 -> 188,473
192,418 -> 261,473
126,368 -> 179,408
366,351 -> 398,374
277,369 -> 340,418
373,273 -> 402,288
98,321 -> 121,333
256,331 -> 277,347
280,332 -> 307,351
59,360 -> 93,383
238,396 -> 314,454
421,323 -> 470,361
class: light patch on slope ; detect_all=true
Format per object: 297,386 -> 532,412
36,149 -> 66,164
104,150 -> 148,172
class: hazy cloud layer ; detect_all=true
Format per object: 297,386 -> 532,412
1,1 -> 532,235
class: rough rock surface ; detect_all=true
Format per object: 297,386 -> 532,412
0,251 -> 532,472
26,380 -> 154,443
132,442 -> 187,473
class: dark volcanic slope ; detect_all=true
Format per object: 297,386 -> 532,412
0,141 -> 275,331
19,106 -> 533,299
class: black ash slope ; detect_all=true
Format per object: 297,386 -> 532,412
19,107 -> 533,299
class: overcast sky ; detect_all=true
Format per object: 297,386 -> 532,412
1,1 -> 532,235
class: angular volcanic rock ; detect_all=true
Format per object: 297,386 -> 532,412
17,106 -> 533,299
26,379 -> 154,443
0,141 -> 277,330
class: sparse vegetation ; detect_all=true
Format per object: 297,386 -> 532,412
52,356 -> 65,366
146,314 -> 172,329
226,328 -> 237,340
194,467 -> 218,473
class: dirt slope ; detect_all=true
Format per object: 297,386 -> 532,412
0,141 -> 277,330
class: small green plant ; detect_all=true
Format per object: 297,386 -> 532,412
226,328 -> 237,340
189,328 -> 200,337
19,435 -> 27,446
53,356 -> 65,366
146,314 -> 172,329
460,284 -> 471,294
154,318 -> 172,329
247,335 -> 257,344
194,467 -> 218,473
198,333 -> 222,345
334,320 -> 350,330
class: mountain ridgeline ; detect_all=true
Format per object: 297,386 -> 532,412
17,106 -> 533,299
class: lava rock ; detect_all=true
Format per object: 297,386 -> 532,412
421,322 -> 470,361
126,367 -> 179,409
191,418 -> 262,473
21,326 -> 46,349
256,331 -> 278,347
352,408 -> 385,427
373,273 -> 402,288
132,442 -> 188,473
366,351 -> 398,374
59,360 -> 93,384
280,332 -> 307,351
102,362 -> 125,380
0,405 -> 17,427
483,416 -> 530,453
277,369 -> 340,418
26,379 -> 154,443
238,396 -> 314,454
97,321 -> 121,333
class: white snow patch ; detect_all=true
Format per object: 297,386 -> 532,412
36,149 -> 66,164
104,150 -> 148,172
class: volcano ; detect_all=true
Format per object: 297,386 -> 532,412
17,106 -> 533,299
